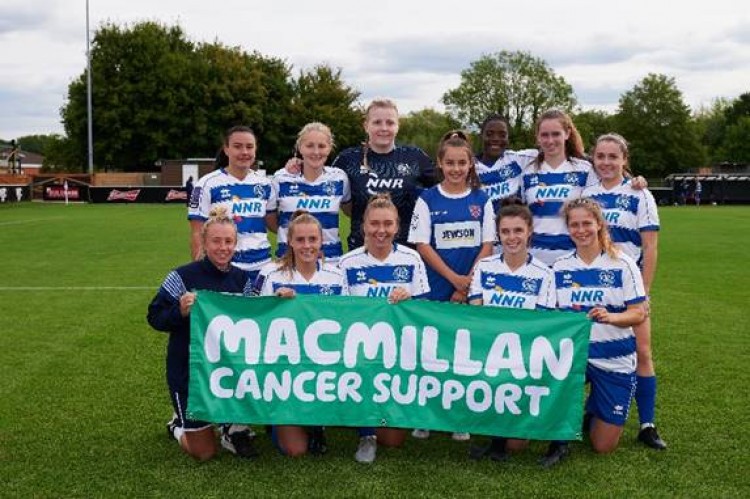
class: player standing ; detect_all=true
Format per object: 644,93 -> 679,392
189,126 -> 277,281
273,123 -> 350,263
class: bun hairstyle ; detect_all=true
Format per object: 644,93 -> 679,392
562,197 -> 618,258
436,130 -> 482,190
278,210 -> 323,275
497,196 -> 533,231
533,109 -> 584,169
200,206 -> 238,256
362,193 -> 399,237
593,133 -> 632,176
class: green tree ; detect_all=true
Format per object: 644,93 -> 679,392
572,110 -> 615,151
716,117 -> 750,163
41,134 -> 81,172
288,65 -> 363,168
442,51 -> 576,147
693,98 -> 731,163
193,41 -> 294,170
60,21 -> 294,171
397,109 -> 462,160
615,73 -> 706,177
17,134 -> 55,155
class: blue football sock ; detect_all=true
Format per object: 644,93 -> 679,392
635,375 -> 656,425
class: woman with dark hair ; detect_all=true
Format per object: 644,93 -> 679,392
188,126 -> 278,281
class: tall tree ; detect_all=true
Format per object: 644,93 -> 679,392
60,21 -> 294,171
288,65 -> 363,167
693,98 -> 731,164
716,117 -> 750,164
615,73 -> 706,177
572,110 -> 615,152
442,51 -> 576,147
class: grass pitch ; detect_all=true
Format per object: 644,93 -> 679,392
0,203 -> 748,497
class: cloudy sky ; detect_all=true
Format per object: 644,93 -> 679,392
1,0 -> 748,139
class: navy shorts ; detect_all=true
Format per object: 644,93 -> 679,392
169,388 -> 212,432
585,364 -> 636,426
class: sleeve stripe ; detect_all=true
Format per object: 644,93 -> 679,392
162,271 -> 187,300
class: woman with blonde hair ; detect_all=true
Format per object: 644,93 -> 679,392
148,207 -> 259,461
552,197 -> 648,458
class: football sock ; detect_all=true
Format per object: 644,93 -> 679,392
636,375 -> 656,426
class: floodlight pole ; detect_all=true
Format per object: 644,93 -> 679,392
86,0 -> 94,174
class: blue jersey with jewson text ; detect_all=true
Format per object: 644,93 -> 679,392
408,185 -> 495,301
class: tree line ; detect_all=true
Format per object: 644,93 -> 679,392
6,21 -> 748,178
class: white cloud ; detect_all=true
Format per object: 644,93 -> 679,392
1,0 -> 748,138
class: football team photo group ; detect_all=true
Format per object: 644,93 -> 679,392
148,99 -> 668,468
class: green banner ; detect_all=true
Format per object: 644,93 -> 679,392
188,291 -> 590,440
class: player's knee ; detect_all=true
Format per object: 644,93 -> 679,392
506,438 -> 530,452
188,447 -> 217,462
376,429 -> 406,448
591,435 -> 619,454
283,442 -> 308,458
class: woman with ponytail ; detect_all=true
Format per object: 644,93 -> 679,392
552,197 -> 648,458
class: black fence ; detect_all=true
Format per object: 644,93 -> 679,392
0,184 -> 31,203
667,174 -> 750,205
89,186 -> 188,204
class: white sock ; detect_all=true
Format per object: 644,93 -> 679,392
173,426 -> 184,442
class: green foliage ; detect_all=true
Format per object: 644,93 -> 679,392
288,65 -> 363,169
40,134 -> 81,172
442,51 -> 576,147
60,21 -> 294,171
693,98 -> 731,163
0,203 -> 748,496
615,74 -> 706,177
397,108 -> 462,160
16,134 -> 54,155
716,117 -> 750,163
571,110 -> 615,152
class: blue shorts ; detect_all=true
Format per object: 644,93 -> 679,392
585,364 -> 636,426
169,388 -> 212,432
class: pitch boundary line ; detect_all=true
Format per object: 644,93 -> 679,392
0,217 -> 65,227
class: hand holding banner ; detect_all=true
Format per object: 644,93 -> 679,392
189,292 -> 590,440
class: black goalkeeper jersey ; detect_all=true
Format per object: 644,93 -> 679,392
332,144 -> 436,249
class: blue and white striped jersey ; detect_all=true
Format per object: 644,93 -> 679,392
338,244 -> 430,299
188,169 -> 277,272
553,251 -> 646,374
253,260 -> 346,296
469,254 -> 556,310
273,167 -> 351,262
476,149 -> 538,212
408,185 -> 495,301
583,180 -> 660,266
521,158 -> 595,266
